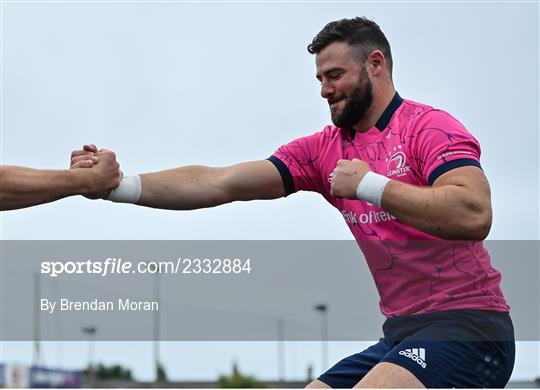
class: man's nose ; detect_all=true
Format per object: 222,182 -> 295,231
320,80 -> 335,99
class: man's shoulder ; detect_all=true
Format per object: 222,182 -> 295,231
298,124 -> 343,144
320,124 -> 342,137
401,98 -> 442,119
400,99 -> 465,131
277,125 -> 343,156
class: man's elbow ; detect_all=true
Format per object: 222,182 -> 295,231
459,209 -> 492,241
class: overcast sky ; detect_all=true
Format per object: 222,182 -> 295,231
1,0 -> 538,383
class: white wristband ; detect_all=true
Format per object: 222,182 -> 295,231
356,171 -> 390,207
107,175 -> 142,204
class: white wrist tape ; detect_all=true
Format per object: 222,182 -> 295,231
107,175 -> 142,204
356,171 -> 390,207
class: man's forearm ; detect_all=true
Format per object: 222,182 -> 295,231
138,166 -> 231,210
134,160 -> 284,210
331,161 -> 492,240
0,166 -> 90,211
381,180 -> 492,240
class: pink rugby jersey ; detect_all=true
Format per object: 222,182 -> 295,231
268,93 -> 509,317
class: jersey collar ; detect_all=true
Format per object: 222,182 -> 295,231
374,92 -> 403,131
348,92 -> 404,139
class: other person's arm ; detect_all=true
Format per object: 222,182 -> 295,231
0,150 -> 121,211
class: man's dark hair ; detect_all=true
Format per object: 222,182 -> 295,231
307,17 -> 393,74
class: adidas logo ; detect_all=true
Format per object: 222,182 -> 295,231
399,348 -> 427,368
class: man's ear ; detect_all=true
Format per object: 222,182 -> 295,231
367,50 -> 386,75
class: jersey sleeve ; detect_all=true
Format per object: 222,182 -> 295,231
410,110 -> 482,185
267,128 -> 330,196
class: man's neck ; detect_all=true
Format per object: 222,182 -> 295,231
354,86 -> 396,133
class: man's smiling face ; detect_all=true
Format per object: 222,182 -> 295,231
315,41 -> 374,129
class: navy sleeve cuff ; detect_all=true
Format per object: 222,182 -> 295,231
428,158 -> 482,185
267,156 -> 295,196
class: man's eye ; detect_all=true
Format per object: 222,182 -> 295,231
330,73 -> 342,80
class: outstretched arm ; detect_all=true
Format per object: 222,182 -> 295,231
0,151 -> 121,211
138,160 -> 285,210
71,145 -> 285,210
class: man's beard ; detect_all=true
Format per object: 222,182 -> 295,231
330,71 -> 373,130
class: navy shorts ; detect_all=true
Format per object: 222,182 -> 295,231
318,310 -> 515,388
